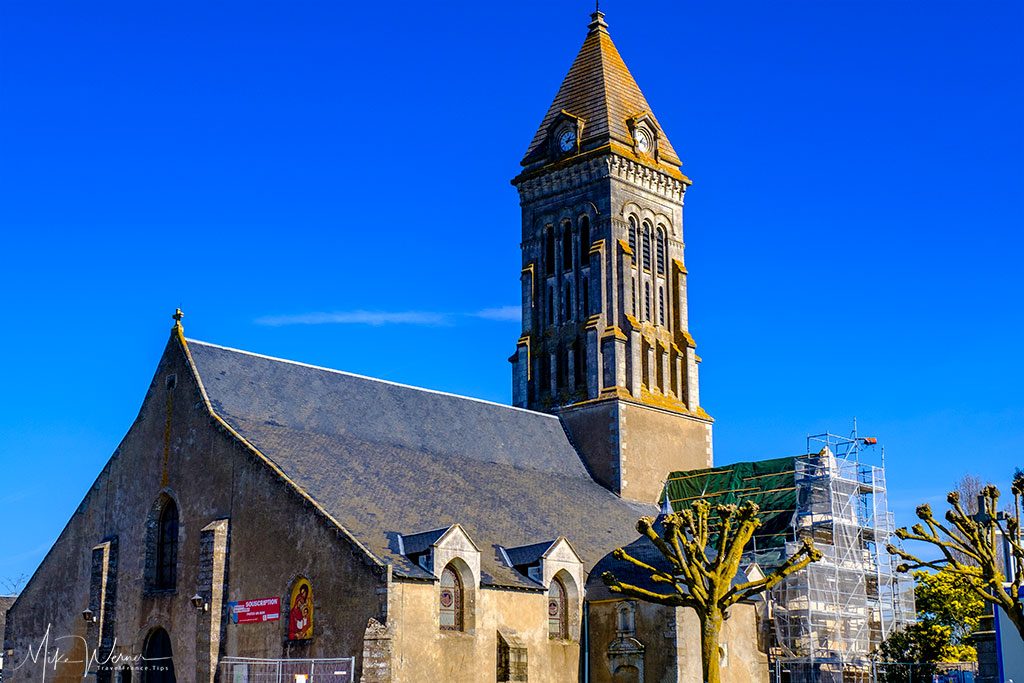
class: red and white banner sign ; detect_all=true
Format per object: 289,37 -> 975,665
230,597 -> 281,624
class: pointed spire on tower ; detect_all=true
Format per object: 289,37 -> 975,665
518,9 -> 683,174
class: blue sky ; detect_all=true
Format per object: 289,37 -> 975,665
1,0 -> 1021,586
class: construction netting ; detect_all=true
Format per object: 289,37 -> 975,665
664,447 -> 916,675
662,456 -> 799,555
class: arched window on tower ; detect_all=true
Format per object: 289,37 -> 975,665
563,285 -> 573,322
631,277 -> 637,316
539,355 -> 551,395
547,287 -> 554,325
656,226 -> 666,275
658,286 -> 665,326
628,216 -> 638,260
439,564 -> 464,631
562,222 -> 573,272
545,227 -> 555,276
581,277 -> 589,317
579,216 -> 591,266
641,222 -> 652,271
548,577 -> 568,639
156,499 -> 178,590
644,282 -> 651,322
573,336 -> 586,389
556,346 -> 569,390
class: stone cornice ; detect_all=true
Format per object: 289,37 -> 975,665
606,154 -> 688,203
515,152 -> 689,205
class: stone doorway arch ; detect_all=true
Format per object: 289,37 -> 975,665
141,627 -> 176,682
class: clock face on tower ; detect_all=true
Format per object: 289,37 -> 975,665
635,127 -> 652,154
558,129 -> 577,152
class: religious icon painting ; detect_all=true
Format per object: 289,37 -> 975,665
287,577 -> 314,641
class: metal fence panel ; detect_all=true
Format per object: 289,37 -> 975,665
771,661 -> 977,683
220,656 -> 356,683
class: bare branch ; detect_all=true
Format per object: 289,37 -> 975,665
603,494 -> 821,683
601,571 -> 694,608
894,476 -> 1024,644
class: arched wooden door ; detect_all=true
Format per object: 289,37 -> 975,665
141,627 -> 175,683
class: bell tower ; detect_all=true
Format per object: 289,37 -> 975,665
510,11 -> 713,502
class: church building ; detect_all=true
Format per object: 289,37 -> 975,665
3,11 -> 769,683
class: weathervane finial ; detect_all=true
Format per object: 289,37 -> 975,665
588,2 -> 608,32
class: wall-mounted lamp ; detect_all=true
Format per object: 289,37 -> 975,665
82,608 -> 97,623
190,593 -> 209,612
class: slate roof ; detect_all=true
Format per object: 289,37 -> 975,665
400,528 -> 450,557
521,12 -> 681,168
186,340 -> 656,589
504,541 -> 558,569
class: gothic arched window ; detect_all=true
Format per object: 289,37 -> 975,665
631,277 -> 637,316
644,282 -> 651,322
547,287 -> 554,325
573,336 -> 586,389
658,286 -> 665,326
656,226 -> 666,275
564,286 -> 573,322
562,222 -> 573,271
628,216 -> 638,260
544,227 -> 555,276
581,277 -> 589,317
439,564 -> 464,631
641,222 -> 652,271
155,500 -> 178,590
616,601 -> 636,635
579,216 -> 591,266
548,577 -> 568,639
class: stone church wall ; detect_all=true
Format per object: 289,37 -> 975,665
588,599 -> 767,683
2,336 -> 385,681
616,402 -> 712,503
560,400 -> 712,504
382,579 -> 579,683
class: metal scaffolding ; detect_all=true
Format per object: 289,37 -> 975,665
663,425 -> 917,681
765,429 -> 916,681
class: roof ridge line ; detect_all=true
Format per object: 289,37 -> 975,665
593,30 -> 615,144
185,338 -> 561,421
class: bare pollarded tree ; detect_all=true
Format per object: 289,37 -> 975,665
887,473 -> 1024,643
602,500 -> 821,683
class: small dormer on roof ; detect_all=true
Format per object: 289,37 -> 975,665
399,524 -> 481,587
501,537 -> 584,593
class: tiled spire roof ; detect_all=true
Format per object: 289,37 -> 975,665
521,11 -> 681,169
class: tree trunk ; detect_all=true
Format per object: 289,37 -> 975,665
700,608 -> 724,683
1009,601 -> 1024,644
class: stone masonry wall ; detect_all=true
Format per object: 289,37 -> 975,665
2,334 -> 385,682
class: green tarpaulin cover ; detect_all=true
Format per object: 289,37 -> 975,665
661,456 -> 798,550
